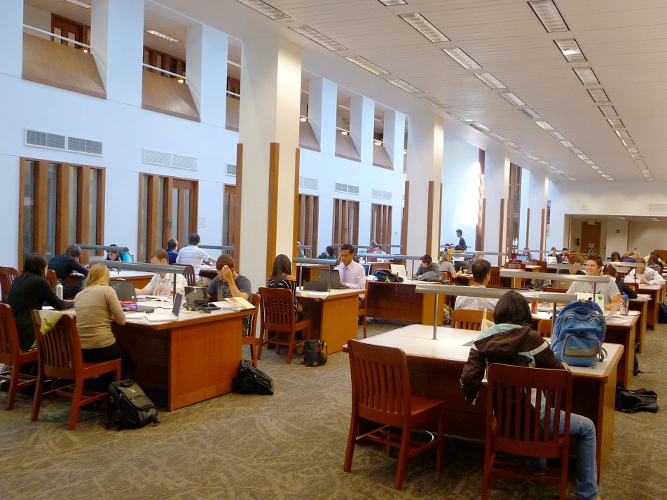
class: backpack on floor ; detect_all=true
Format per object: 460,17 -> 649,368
233,359 -> 274,395
106,379 -> 159,430
303,340 -> 328,367
551,299 -> 606,367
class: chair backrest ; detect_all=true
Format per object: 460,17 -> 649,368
486,363 -> 572,458
0,266 -> 18,302
451,309 -> 485,331
45,269 -> 58,291
488,266 -> 501,288
0,303 -> 20,364
31,311 -> 82,380
249,292 -> 261,337
626,282 -> 638,292
441,270 -> 452,284
258,287 -> 297,329
537,319 -> 552,338
347,339 -> 411,420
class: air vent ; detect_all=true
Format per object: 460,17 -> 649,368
648,204 -> 667,212
226,164 -> 237,176
68,137 -> 103,155
335,183 -> 359,195
299,176 -> 318,189
25,129 -> 102,156
372,189 -> 392,200
142,149 -> 197,171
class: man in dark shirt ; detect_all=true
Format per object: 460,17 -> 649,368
48,244 -> 89,298
166,239 -> 179,264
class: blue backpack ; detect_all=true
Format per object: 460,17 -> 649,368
551,299 -> 606,367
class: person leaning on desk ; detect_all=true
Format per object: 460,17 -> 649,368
48,244 -> 89,298
624,257 -> 665,286
454,259 -> 499,311
334,244 -> 366,290
566,253 -> 621,310
135,249 -> 187,297
206,254 -> 252,334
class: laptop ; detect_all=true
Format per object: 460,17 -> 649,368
146,292 -> 183,322
576,292 -> 605,310
390,264 -> 407,282
184,286 -> 220,311
110,281 -> 155,312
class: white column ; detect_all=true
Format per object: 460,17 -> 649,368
482,143 -> 511,258
350,95 -> 374,164
238,36 -> 301,289
384,109 -> 405,171
0,0 -> 23,78
308,77 -> 337,155
91,0 -> 143,106
186,24 -> 228,127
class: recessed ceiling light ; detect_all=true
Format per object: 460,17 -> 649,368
236,0 -> 289,20
627,147 -> 639,154
607,118 -> 624,129
535,120 -> 554,131
615,129 -> 631,138
420,96 -> 450,110
573,66 -> 599,85
487,132 -> 506,142
549,131 -> 566,140
519,108 -> 542,120
474,72 -> 506,90
621,139 -> 635,147
577,154 -> 589,160
442,48 -> 482,69
499,92 -> 526,106
399,13 -> 450,43
584,159 -> 596,165
537,160 -> 549,166
527,155 -> 540,161
345,56 -> 389,75
505,142 -> 519,149
64,0 -> 91,8
631,153 -> 643,160
587,89 -> 610,103
291,26 -> 347,51
570,148 -> 582,154
146,30 -> 180,43
554,39 -> 586,62
598,105 -> 617,118
560,140 -> 575,148
449,110 -> 474,122
470,122 -> 490,133
386,78 -> 423,94
377,0 -> 407,5
528,0 -> 569,33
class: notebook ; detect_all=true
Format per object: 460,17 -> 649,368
146,292 -> 183,322
110,281 -> 154,312
390,264 -> 407,282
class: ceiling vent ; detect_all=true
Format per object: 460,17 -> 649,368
25,128 -> 102,156
142,149 -> 197,171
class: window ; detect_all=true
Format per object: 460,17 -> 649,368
298,195 -> 319,258
19,158 -> 105,266
506,163 -> 522,255
333,199 -> 359,246
370,204 -> 392,247
143,47 -> 186,78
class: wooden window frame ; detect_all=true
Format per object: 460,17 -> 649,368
298,194 -> 319,258
333,198 -> 359,246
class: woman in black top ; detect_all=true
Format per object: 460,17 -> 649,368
603,264 -> 637,299
267,254 -> 302,317
6,253 -> 74,352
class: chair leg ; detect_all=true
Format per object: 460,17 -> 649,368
6,365 -> 21,411
68,378 -> 84,430
435,412 -> 444,472
343,414 -> 359,472
257,328 -> 264,360
362,317 -> 367,338
286,329 -> 296,364
251,338 -> 257,367
394,425 -> 411,489
30,369 -> 46,422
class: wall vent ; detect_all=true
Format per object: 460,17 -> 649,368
372,189 -> 392,200
26,129 -> 102,156
299,176 -> 318,189
226,164 -> 237,176
648,203 -> 667,211
142,149 -> 197,171
335,182 -> 359,195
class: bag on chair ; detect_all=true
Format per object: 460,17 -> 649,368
373,269 -> 403,283
106,379 -> 159,430
303,340 -> 328,367
233,359 -> 274,395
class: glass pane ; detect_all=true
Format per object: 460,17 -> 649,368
69,166 -> 78,244
22,161 -> 36,262
88,169 -> 98,246
172,187 -> 179,242
183,188 -> 190,239
46,164 -> 58,259
140,176 -> 148,262
157,178 -> 164,246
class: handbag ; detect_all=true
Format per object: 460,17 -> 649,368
232,360 -> 274,395
303,340 -> 328,367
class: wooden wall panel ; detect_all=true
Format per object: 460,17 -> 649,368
77,166 -> 91,262
293,148 -> 300,264
401,181 -> 409,256
234,144 -> 243,267
426,181 -> 435,254
55,165 -> 69,255
266,142 -> 280,280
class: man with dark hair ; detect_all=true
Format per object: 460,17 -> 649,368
624,257 -> 665,286
136,248 -> 186,296
207,254 -> 252,333
454,259 -> 498,311
48,244 -> 89,298
455,229 -> 466,251
176,233 -> 214,284
166,239 -> 179,264
566,253 -> 620,310
415,254 -> 440,277
335,244 -> 366,290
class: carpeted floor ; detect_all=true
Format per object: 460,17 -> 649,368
1,320 -> 666,499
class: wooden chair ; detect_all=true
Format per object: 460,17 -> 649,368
488,266 -> 501,288
537,318 -> 553,338
626,282 -> 638,293
483,363 -> 573,500
257,287 -> 311,364
30,311 -> 121,430
358,284 -> 368,338
0,304 -> 38,410
369,262 -> 390,274
344,339 -> 445,489
45,269 -> 58,291
244,293 -> 261,367
451,309 -> 485,331
0,266 -> 18,303
182,265 -> 197,287
441,270 -> 452,284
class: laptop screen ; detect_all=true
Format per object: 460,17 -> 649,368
110,280 -> 137,301
171,292 -> 183,318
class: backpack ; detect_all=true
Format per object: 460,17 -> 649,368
106,379 -> 159,430
615,387 -> 659,413
232,359 -> 274,395
551,299 -> 606,367
417,271 -> 444,282
659,302 -> 667,323
373,269 -> 402,282
303,340 -> 328,367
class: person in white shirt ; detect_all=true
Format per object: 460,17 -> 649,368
136,249 -> 187,296
624,258 -> 665,286
335,244 -> 366,290
175,233 -> 215,285
567,253 -> 621,310
454,259 -> 499,311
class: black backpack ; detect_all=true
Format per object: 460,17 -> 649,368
373,269 -> 402,282
106,379 -> 159,430
232,360 -> 274,395
303,340 -> 328,367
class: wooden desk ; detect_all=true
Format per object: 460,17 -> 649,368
452,274 -> 473,286
366,281 -> 445,325
637,284 -> 663,329
108,270 -> 155,289
297,288 -> 364,354
356,324 -> 623,478
629,295 -> 649,353
198,265 -> 217,281
113,300 -> 249,411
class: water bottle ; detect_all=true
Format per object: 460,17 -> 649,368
56,279 -> 64,300
620,294 -> 629,315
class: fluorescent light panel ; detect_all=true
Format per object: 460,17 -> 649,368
236,0 -> 289,20
621,139 -> 635,147
377,0 -> 407,5
573,66 -> 600,85
519,108 -> 542,120
449,110 -> 474,122
474,72 -> 506,90
399,13 -> 450,43
64,0 -> 91,8
528,0 -> 569,33
588,88 -> 610,103
442,48 -> 481,69
291,26 -> 346,51
420,96 -> 450,110
549,131 -> 567,140
146,30 -> 180,43
386,78 -> 423,94
345,56 -> 389,75
487,132 -> 506,142
598,105 -> 617,117
607,118 -> 624,129
499,92 -> 526,106
470,122 -> 490,132
554,38 -> 586,62
560,140 -> 575,148
535,120 -> 554,130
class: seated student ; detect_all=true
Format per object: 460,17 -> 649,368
166,239 -> 179,264
603,264 -> 636,299
105,244 -> 132,262
558,254 -> 585,274
624,258 -> 665,286
567,253 -> 621,310
334,244 -> 367,290
176,233 -> 215,285
454,229 -> 467,251
48,244 -> 89,298
454,259 -> 499,311
135,249 -> 187,296
438,252 -> 461,280
6,253 -> 74,354
207,254 -> 252,334
75,264 -> 134,385
460,291 -> 600,500
317,245 -> 336,260
414,254 -> 440,277
267,254 -> 302,317
647,253 -> 663,273
610,251 -> 622,262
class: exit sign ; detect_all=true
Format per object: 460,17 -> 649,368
580,203 -> 589,210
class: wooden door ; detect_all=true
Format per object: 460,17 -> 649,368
223,185 -> 236,249
172,179 -> 198,248
52,15 -> 84,48
333,199 -> 359,245
580,221 -> 601,254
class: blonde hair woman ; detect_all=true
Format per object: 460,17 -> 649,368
75,264 -> 134,385
438,252 -> 461,279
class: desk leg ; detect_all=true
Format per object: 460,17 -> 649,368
606,324 -> 635,389
319,295 -> 360,354
422,294 -> 444,326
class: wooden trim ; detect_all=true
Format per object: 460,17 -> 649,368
401,181 -> 409,255
481,198 -> 487,258
426,181 -> 435,254
163,177 -> 174,248
55,165 -> 69,255
498,199 -> 505,255
96,168 -> 105,248
146,174 -> 159,258
437,182 -> 443,255
525,208 -> 531,249
137,174 -> 145,262
541,208 -> 546,251
267,142 -> 280,279
77,166 -> 91,263
34,161 -> 48,257
234,144 -> 243,267
18,161 -> 27,269
189,179 -> 198,237
293,148 -> 300,264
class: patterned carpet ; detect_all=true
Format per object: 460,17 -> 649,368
1,320 -> 666,499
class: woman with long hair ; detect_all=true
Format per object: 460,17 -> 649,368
74,264 -> 134,383
267,254 -> 302,316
